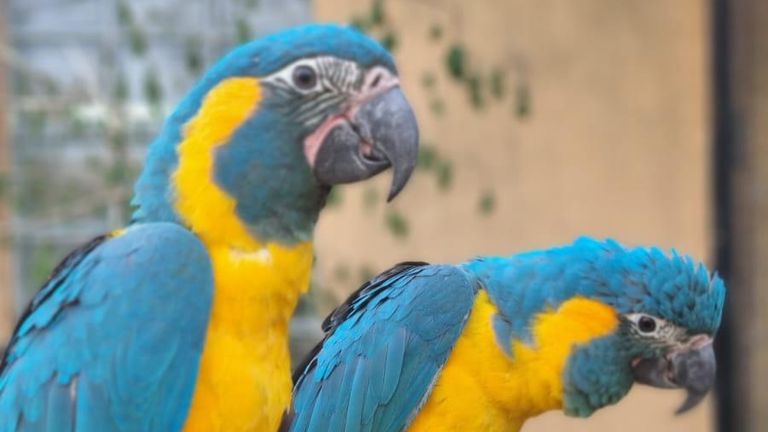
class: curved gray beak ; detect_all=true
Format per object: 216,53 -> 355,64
632,336 -> 716,415
313,87 -> 419,201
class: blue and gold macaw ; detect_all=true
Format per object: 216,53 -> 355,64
0,24 -> 419,432
287,238 -> 726,432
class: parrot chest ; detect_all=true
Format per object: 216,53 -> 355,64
408,292 -> 618,432
182,242 -> 313,432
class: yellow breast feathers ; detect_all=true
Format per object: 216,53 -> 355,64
171,78 -> 314,431
409,291 -> 619,432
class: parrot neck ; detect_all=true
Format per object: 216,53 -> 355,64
131,76 -> 328,246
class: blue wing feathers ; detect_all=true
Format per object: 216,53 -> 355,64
287,262 -> 478,432
0,222 -> 214,432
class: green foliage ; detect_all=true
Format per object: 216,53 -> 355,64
380,32 -> 398,52
491,69 -> 505,99
421,72 -> 436,89
363,186 -> 379,211
445,44 -> 466,81
370,1 -> 385,26
467,73 -> 484,108
30,243 -> 58,290
515,83 -> 531,118
185,37 -> 204,75
358,264 -> 376,285
128,25 -> 147,56
429,98 -> 445,116
350,16 -> 371,32
117,1 -> 133,26
236,18 -> 252,44
478,190 -> 496,215
385,209 -> 409,239
435,160 -> 453,191
417,144 -> 438,170
429,24 -> 443,41
0,174 -> 7,201
143,68 -> 162,107
326,187 -> 343,208
113,73 -> 128,102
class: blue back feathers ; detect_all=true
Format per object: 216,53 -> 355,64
0,223 -> 214,431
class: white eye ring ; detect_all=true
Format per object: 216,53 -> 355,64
626,313 -> 664,335
263,59 -> 324,94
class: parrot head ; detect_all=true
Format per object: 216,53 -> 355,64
558,238 -> 726,417
132,24 -> 419,244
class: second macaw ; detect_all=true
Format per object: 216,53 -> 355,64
286,237 -> 725,432
0,24 -> 419,432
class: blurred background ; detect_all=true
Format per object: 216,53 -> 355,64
0,0 -> 764,431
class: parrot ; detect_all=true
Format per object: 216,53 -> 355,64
285,237 -> 726,432
0,24 -> 420,432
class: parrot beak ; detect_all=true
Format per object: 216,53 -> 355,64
631,335 -> 716,415
310,86 -> 419,201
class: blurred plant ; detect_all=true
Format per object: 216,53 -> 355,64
337,0 -> 533,243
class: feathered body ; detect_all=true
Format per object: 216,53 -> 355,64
0,24 -> 419,432
288,238 -> 725,432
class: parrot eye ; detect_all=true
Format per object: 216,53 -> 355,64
292,65 -> 318,90
637,316 -> 657,333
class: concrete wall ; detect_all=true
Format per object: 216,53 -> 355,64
312,0 -> 714,430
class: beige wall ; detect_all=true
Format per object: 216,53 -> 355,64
313,0 -> 713,430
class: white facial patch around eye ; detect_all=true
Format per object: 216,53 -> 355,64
262,56 -> 364,96
625,313 -> 666,337
625,313 -> 690,344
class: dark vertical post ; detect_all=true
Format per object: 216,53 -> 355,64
713,0 -> 768,430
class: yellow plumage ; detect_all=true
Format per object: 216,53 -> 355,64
172,78 -> 313,432
408,291 -> 619,432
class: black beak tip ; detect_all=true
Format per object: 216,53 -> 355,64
633,340 -> 716,416
675,391 -> 708,415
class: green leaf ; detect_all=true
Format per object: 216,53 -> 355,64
445,44 -> 466,80
515,83 -> 531,118
467,73 -> 484,109
359,264 -> 376,284
185,37 -> 203,75
117,1 -> 133,26
417,144 -> 438,170
236,18 -> 252,44
385,210 -> 409,239
478,190 -> 496,215
435,160 -> 453,190
350,15 -> 371,32
380,32 -> 398,52
107,158 -> 130,186
363,186 -> 379,211
143,68 -> 163,106
0,174 -> 7,201
429,24 -> 443,41
30,243 -> 58,289
429,98 -> 445,116
326,187 -> 343,208
491,69 -> 505,100
129,25 -> 147,56
113,73 -> 128,102
370,1 -> 385,26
